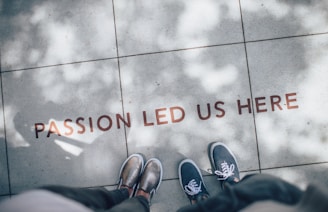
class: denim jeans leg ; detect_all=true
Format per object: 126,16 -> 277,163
41,186 -> 129,210
178,174 -> 303,212
108,196 -> 149,212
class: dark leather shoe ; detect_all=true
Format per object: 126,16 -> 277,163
117,153 -> 144,197
137,158 -> 163,204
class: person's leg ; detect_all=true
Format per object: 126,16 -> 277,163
224,173 -> 302,208
42,153 -> 145,210
178,173 -> 303,212
41,186 -> 129,210
108,195 -> 149,212
178,142 -> 303,212
117,153 -> 145,197
108,158 -> 163,212
208,142 -> 302,209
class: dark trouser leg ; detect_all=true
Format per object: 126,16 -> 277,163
41,186 -> 129,210
108,196 -> 149,212
178,174 -> 303,212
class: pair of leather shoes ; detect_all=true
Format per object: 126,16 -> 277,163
117,154 -> 163,204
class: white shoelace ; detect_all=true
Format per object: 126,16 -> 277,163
184,179 -> 202,196
214,161 -> 235,180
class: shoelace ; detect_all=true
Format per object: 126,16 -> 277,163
184,179 -> 202,196
214,161 -> 235,180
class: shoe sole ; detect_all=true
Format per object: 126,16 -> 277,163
178,159 -> 208,192
208,142 -> 239,175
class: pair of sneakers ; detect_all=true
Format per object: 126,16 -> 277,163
117,154 -> 163,204
179,142 -> 240,204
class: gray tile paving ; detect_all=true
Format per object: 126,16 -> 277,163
0,142 -> 9,195
115,0 -> 243,56
0,0 -> 116,71
0,81 -> 9,195
2,60 -> 127,193
247,34 -> 328,169
120,45 -> 259,180
241,0 -> 328,41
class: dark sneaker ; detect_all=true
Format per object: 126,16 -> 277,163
137,158 -> 163,204
178,159 -> 209,204
208,142 -> 240,188
117,153 -> 144,197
